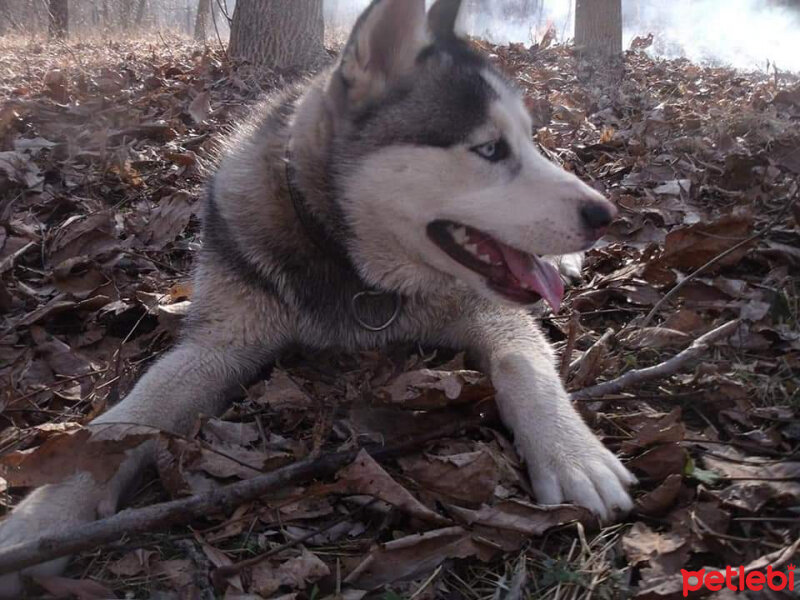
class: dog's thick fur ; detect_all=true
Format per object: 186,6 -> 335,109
0,0 -> 635,594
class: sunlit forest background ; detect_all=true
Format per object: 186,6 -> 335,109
3,0 -> 800,71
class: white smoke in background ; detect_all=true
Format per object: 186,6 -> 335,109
631,0 -> 800,72
324,0 -> 800,72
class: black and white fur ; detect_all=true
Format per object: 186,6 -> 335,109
0,0 -> 634,594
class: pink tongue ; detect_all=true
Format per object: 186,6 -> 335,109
497,244 -> 565,313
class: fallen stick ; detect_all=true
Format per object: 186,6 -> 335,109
570,320 -> 740,401
558,311 -> 580,381
0,418 -> 483,576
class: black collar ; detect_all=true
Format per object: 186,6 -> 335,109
285,144 -> 351,264
284,143 -> 403,332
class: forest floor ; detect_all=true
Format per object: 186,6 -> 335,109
0,33 -> 799,600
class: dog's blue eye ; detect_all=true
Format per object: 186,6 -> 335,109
472,139 -> 510,162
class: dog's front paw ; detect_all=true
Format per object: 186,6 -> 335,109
521,423 -> 636,521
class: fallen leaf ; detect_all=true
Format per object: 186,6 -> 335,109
656,215 -> 753,272
108,549 -> 157,577
627,444 -> 688,481
251,548 -> 330,596
621,327 -> 690,350
702,448 -> 800,511
135,191 -> 197,250
48,213 -> 120,267
398,445 -> 500,505
635,474 -> 684,517
0,150 -> 43,189
0,427 -> 154,487
333,449 -> 450,526
447,500 -> 592,536
345,526 -> 496,589
622,521 -> 687,566
375,368 -> 492,409
33,575 -> 117,599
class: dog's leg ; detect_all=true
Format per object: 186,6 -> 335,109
439,304 -> 635,520
0,329 -> 277,596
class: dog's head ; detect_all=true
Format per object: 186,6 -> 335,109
323,0 -> 616,311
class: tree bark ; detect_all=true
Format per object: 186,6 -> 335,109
135,0 -> 147,27
229,0 -> 325,71
575,0 -> 622,57
48,0 -> 69,40
194,0 -> 211,41
0,0 -> 7,36
120,0 -> 133,27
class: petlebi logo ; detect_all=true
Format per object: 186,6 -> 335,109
681,564 -> 796,596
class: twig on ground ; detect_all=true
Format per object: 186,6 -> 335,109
175,539 -> 216,600
211,498 -> 379,589
568,328 -> 614,375
0,241 -> 37,275
640,189 -> 798,328
559,311 -> 580,382
570,320 -> 740,401
0,418 -> 484,575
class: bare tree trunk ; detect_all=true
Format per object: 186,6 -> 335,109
194,0 -> 210,40
135,0 -> 147,27
48,0 -> 69,40
185,0 -> 192,34
575,0 -> 622,57
229,0 -> 325,71
0,0 -> 7,36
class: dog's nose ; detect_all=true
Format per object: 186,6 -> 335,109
580,202 -> 617,230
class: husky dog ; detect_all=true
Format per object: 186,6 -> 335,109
0,0 -> 635,593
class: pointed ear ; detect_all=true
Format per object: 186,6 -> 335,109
330,0 -> 427,111
428,0 -> 464,41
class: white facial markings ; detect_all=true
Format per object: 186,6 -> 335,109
481,69 -> 533,153
337,68 -> 614,303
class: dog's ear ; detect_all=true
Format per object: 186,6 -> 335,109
329,0 -> 427,112
428,0 -> 464,41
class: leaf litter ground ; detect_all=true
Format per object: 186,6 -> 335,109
0,35 -> 799,599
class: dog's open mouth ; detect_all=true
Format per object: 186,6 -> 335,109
427,220 -> 564,311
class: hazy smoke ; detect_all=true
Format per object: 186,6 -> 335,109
630,0 -> 800,72
325,0 -> 800,72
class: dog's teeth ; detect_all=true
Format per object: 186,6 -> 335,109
464,243 -> 479,255
452,227 -> 468,245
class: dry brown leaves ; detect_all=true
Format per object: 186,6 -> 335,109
0,36 -> 798,599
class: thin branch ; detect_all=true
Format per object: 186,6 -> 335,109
570,320 -> 740,401
211,498 -> 379,588
568,327 -> 614,377
214,0 -> 231,24
0,418 -> 483,576
209,0 -> 228,61
641,189 -> 799,328
559,311 -> 580,381
0,241 -> 37,275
